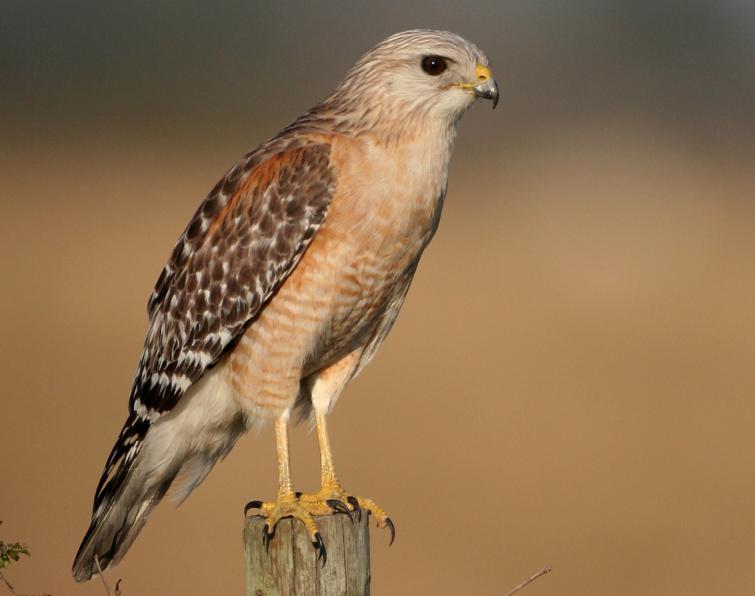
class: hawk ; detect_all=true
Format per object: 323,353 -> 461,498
73,29 -> 498,581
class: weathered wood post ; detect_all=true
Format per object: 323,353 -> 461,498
244,513 -> 370,596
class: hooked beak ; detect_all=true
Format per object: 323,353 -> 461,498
472,64 -> 499,109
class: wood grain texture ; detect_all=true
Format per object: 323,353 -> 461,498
244,514 -> 370,596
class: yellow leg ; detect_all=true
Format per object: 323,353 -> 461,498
299,412 -> 396,544
244,415 -> 327,560
275,415 -> 294,496
316,411 -> 340,491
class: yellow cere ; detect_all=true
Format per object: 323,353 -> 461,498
475,64 -> 492,81
456,64 -> 493,90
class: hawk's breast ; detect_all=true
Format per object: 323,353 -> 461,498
226,132 -> 449,414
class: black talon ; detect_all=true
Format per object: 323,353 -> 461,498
385,517 -> 396,546
326,499 -> 352,519
244,500 -> 263,516
262,525 -> 274,553
312,532 -> 327,567
295,491 -> 303,498
347,496 -> 362,522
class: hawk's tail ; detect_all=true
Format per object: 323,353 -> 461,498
72,389 -> 247,582
72,413 -> 170,582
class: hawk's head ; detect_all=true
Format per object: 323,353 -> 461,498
327,29 -> 498,130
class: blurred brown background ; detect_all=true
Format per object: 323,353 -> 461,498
1,1 -> 754,594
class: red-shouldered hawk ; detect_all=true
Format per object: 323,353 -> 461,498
73,29 -> 498,581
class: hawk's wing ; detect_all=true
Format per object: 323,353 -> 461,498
75,142 -> 336,577
132,141 -> 335,417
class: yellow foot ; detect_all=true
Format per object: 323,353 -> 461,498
298,486 -> 396,545
244,494 -> 328,564
244,487 -> 395,562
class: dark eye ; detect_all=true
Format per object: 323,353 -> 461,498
421,55 -> 447,76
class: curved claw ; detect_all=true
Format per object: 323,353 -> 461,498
326,499 -> 352,519
385,517 -> 396,546
346,496 -> 362,522
244,500 -> 263,516
262,524 -> 274,553
312,532 -> 327,567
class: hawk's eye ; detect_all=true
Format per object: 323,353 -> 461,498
421,56 -> 447,76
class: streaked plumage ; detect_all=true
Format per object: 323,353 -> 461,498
73,29 -> 497,582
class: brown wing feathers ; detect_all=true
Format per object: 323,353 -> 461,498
132,142 -> 335,417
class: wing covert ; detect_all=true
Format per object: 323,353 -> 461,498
130,142 -> 335,417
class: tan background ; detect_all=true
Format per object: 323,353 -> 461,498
2,2 -> 754,594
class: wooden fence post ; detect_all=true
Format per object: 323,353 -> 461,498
244,513 -> 370,596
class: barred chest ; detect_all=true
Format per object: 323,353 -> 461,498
301,132 -> 452,358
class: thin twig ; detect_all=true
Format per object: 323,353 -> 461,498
0,570 -> 50,596
0,570 -> 20,595
504,566 -> 552,596
94,556 -> 113,596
